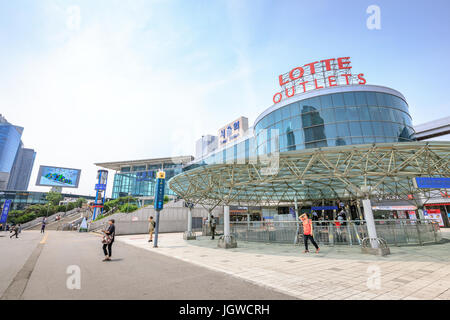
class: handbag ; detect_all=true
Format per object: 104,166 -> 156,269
102,234 -> 112,244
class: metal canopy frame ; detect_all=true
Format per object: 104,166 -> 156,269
168,142 -> 450,210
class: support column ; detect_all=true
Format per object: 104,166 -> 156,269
356,201 -> 363,220
418,207 -> 425,220
183,206 -> 196,240
294,196 -> 300,244
224,205 -> 230,237
218,205 -> 237,248
362,198 -> 378,248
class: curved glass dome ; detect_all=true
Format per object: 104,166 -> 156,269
254,90 -> 415,152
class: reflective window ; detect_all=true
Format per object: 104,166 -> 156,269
355,92 -> 367,106
337,123 -> 350,137
293,130 -> 304,146
384,94 -> 394,106
369,107 -> 382,121
366,92 -> 377,106
360,121 -> 374,136
310,110 -> 325,126
349,121 -> 363,136
312,126 -> 327,141
351,137 -> 364,144
347,107 -> 360,121
359,106 -> 371,120
372,122 -> 385,136
379,108 -> 392,122
274,110 -> 281,123
320,94 -> 333,108
301,113 -> 312,127
375,93 -> 386,106
331,93 -> 344,107
320,108 -> 335,123
335,107 -> 348,122
307,97 -> 321,110
281,106 -> 290,119
324,124 -> 337,139
292,116 -> 301,130
289,102 -> 300,116
335,137 -> 351,146
343,92 -> 356,106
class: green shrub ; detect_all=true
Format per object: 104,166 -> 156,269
119,203 -> 138,213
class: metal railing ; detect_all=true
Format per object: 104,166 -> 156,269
226,219 -> 441,246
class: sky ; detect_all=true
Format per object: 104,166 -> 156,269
0,0 -> 449,197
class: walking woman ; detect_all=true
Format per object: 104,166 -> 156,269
101,219 -> 115,261
300,213 -> 320,253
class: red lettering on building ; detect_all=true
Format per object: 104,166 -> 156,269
328,76 -> 337,86
358,73 -> 366,85
285,86 -> 295,97
337,57 -> 351,69
273,92 -> 282,104
321,58 -> 335,71
341,74 -> 352,85
289,67 -> 304,81
304,61 -> 318,75
272,56 -> 366,104
314,79 -> 323,89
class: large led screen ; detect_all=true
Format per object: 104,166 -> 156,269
36,165 -> 81,188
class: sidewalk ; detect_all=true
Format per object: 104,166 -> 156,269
116,231 -> 450,300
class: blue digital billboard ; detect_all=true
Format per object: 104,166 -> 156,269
36,165 -> 81,188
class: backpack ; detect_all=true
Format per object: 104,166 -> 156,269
210,218 -> 216,228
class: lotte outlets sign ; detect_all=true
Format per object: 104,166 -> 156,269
273,57 -> 366,104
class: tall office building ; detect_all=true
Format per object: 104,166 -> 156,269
0,114 -> 36,190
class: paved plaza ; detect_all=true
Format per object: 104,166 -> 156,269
0,231 -> 291,300
2,229 -> 450,300
117,230 -> 450,300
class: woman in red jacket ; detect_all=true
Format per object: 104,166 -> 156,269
300,213 -> 320,253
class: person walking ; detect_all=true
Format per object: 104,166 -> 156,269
41,218 -> 46,233
18,224 -> 22,234
148,216 -> 155,242
101,219 -> 115,261
311,210 -> 319,221
10,225 -> 19,239
300,213 -> 319,253
209,215 -> 216,240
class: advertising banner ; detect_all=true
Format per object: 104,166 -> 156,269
36,166 -> 81,188
424,209 -> 444,227
0,200 -> 12,224
154,171 -> 166,210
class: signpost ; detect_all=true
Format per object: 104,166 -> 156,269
153,171 -> 165,248
0,200 -> 12,228
92,170 -> 108,221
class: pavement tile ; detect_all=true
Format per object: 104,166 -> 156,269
116,232 -> 450,301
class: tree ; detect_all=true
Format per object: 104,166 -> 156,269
46,191 -> 63,206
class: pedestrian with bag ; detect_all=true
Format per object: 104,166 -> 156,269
148,216 -> 155,242
300,213 -> 320,253
41,218 -> 46,233
10,224 -> 19,239
209,215 -> 216,240
101,219 -> 115,261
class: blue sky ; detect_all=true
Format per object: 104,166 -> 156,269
0,0 -> 449,196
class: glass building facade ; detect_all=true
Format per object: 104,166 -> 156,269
254,90 -> 415,151
0,123 -> 22,173
0,190 -> 95,210
96,157 -> 194,199
0,115 -> 36,190
184,86 -> 416,170
112,165 -> 183,198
